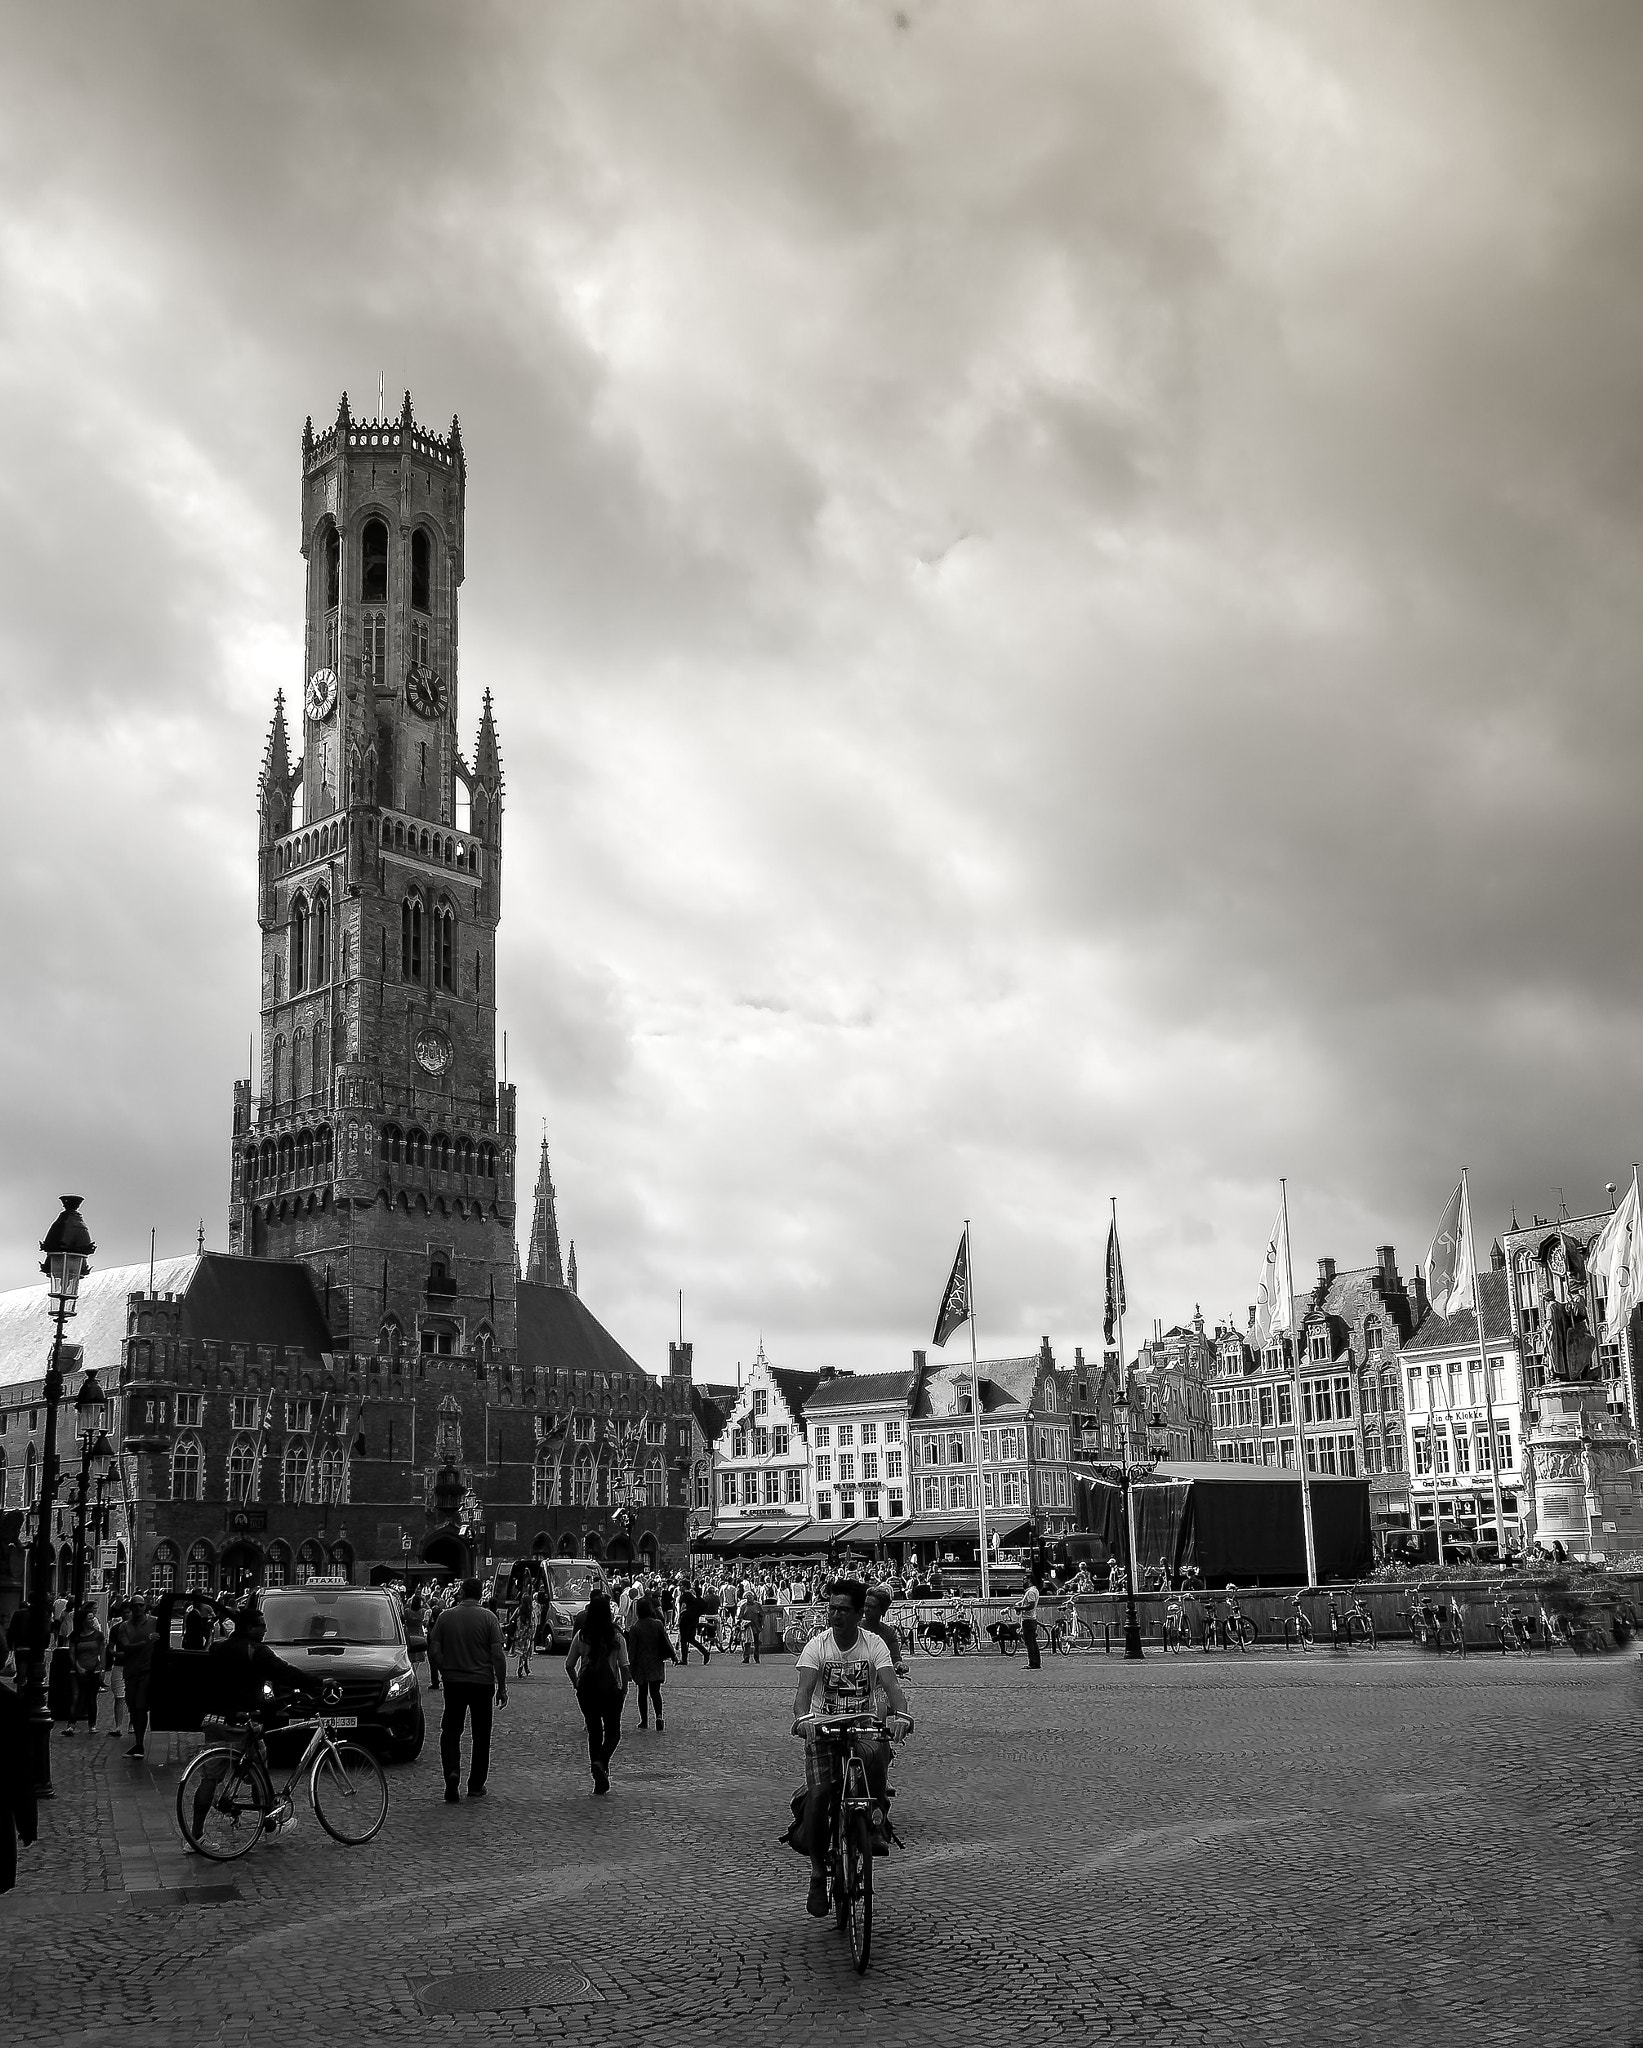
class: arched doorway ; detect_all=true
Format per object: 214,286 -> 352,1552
584,1532 -> 604,1561
422,1533 -> 469,1578
606,1533 -> 634,1566
557,1533 -> 577,1557
220,1541 -> 264,1595
638,1534 -> 659,1572
327,1541 -> 355,1584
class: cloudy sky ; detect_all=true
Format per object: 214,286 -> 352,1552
3,3 -> 1642,1377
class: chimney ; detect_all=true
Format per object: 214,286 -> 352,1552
1039,1335 -> 1053,1367
1377,1244 -> 1401,1291
1318,1256 -> 1336,1284
1411,1269 -> 1429,1317
668,1340 -> 693,1380
1247,1305 -> 1257,1332
912,1349 -> 926,1371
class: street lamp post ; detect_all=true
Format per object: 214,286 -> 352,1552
69,1388 -> 114,1611
25,1196 -> 95,1796
1081,1406 -> 1167,1662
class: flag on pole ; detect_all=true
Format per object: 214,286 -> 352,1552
1253,1204 -> 1291,1344
1425,1180 -> 1475,1320
1588,1170 -> 1643,1340
931,1230 -> 970,1348
1102,1216 -> 1126,1345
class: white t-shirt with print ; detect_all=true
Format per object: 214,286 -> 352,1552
797,1626 -> 893,1720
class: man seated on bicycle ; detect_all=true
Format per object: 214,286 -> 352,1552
791,1580 -> 912,1918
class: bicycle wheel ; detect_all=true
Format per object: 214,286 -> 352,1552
177,1747 -> 268,1862
311,1740 -> 390,1845
1237,1618 -> 1258,1649
844,1811 -> 873,1974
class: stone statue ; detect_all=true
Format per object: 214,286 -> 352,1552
1538,1236 -> 1598,1382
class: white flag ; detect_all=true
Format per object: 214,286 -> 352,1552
1588,1171 -> 1643,1341
1425,1180 -> 1475,1321
1253,1205 -> 1291,1345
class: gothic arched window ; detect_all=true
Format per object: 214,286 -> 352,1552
412,527 -> 432,612
171,1436 -> 204,1502
291,1029 -> 305,1106
317,1444 -> 345,1504
643,1457 -> 665,1508
312,892 -> 329,985
24,1442 -> 38,1508
533,1448 -> 559,1507
434,900 -> 455,991
475,1323 -> 495,1366
402,895 -> 422,982
227,1435 -> 256,1503
283,1441 -> 310,1503
379,1315 -> 402,1362
290,897 -> 308,993
364,609 -> 386,686
361,518 -> 388,604
323,520 -> 340,609
271,1036 -> 285,1107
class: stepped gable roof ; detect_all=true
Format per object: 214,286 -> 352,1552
914,1354 -> 1039,1418
766,1367 -> 824,1421
1403,1269 -> 1515,1356
0,1253 -> 334,1396
804,1369 -> 916,1413
516,1280 -> 643,1380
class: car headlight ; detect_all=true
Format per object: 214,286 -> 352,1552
384,1665 -> 417,1701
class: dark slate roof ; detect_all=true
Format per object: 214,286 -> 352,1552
1402,1269 -> 1515,1356
692,1390 -> 730,1442
912,1355 -> 1039,1418
768,1367 -> 824,1419
181,1254 -> 335,1354
516,1281 -> 644,1378
804,1370 -> 916,1413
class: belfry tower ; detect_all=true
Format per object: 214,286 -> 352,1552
228,394 -> 518,1363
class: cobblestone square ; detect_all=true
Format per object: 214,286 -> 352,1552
4,1645 -> 1639,2047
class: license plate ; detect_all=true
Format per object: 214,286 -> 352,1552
320,1716 -> 357,1729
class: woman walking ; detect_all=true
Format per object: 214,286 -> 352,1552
565,1592 -> 630,1795
69,1605 -> 106,1735
626,1597 -> 676,1732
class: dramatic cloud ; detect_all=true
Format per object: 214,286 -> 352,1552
3,2 -> 1641,1373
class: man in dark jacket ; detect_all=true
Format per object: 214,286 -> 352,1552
677,1582 -> 709,1666
0,1679 -> 39,1893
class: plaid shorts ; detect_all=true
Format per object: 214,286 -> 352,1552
804,1725 -> 887,1793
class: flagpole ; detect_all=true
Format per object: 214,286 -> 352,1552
1112,1196 -> 1140,1632
1462,1168 -> 1507,1556
1280,1178 -> 1319,1587
966,1221 -> 991,1603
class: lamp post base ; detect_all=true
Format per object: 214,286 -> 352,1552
26,1660 -> 56,1797
1122,1623 -> 1144,1661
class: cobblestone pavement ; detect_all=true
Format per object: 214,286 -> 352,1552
3,1645 -> 1639,2047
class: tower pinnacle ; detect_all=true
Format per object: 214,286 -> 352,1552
526,1129 -> 566,1287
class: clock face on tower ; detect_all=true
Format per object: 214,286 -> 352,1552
414,1027 -> 453,1077
406,662 -> 447,720
305,667 -> 338,721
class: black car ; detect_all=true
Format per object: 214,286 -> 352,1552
260,1583 -> 425,1763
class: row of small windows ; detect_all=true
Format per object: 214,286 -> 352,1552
378,1127 -> 499,1177
320,520 -> 437,614
243,1126 -> 335,1192
289,892 -> 330,993
150,1538 -> 348,1595
277,822 -> 482,878
531,1451 -> 670,1509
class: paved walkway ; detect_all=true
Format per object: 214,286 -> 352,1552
3,1646 -> 1639,2046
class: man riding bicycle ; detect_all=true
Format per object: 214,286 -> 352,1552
791,1580 -> 912,1919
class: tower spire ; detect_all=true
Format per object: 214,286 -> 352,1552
567,1242 -> 577,1296
526,1127 -> 565,1287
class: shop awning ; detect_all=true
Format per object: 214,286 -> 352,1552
893,1514 -> 1034,1546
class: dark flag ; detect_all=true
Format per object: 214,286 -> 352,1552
932,1230 -> 970,1348
1103,1216 -> 1126,1344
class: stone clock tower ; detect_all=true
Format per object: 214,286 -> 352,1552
228,393 -> 518,1364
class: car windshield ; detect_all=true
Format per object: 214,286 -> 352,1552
261,1592 -> 401,1645
546,1564 -> 603,1604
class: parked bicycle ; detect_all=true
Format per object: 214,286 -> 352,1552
1491,1592 -> 1533,1656
176,1713 -> 389,1861
1282,1593 -> 1313,1652
1204,1592 -> 1257,1652
1165,1595 -> 1198,1652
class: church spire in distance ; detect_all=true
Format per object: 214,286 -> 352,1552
526,1127 -> 566,1287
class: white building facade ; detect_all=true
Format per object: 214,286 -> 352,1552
709,1344 -> 820,1525
802,1370 -> 916,1525
1399,1269 -> 1526,1553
